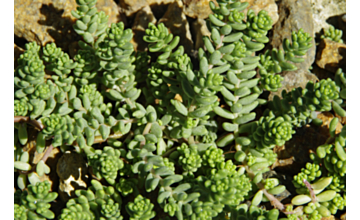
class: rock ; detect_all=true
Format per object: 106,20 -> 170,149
15,0 -> 78,51
267,0 -> 318,100
191,18 -> 211,50
240,0 -> 279,25
322,216 -> 335,220
182,0 -> 215,19
131,5 -> 157,51
309,0 -> 346,34
316,39 -> 346,74
96,0 -> 125,26
119,0 -> 175,17
56,151 -> 88,202
340,213 -> 346,220
158,1 -> 194,55
14,0 -> 122,52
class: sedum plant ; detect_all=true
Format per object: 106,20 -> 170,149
14,181 -> 58,220
321,25 -> 344,43
14,0 -> 346,219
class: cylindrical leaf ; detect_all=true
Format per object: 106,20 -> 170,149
291,195 -> 311,206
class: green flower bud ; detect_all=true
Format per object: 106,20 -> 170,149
260,72 -> 284,92
42,42 -> 63,63
116,178 -> 137,197
202,145 -> 224,168
100,198 -> 123,219
17,181 -> 57,219
293,163 -> 322,188
32,82 -> 54,100
88,147 -> 124,185
126,195 -> 156,220
314,78 -> 339,101
58,195 -> 94,220
41,114 -> 67,136
14,204 -> 27,220
177,143 -> 202,174
14,99 -> 33,116
250,112 -> 295,149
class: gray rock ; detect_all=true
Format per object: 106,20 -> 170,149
191,18 -> 211,50
240,0 -> 279,25
309,0 -> 346,34
183,0 -> 215,19
14,0 -> 122,52
158,1 -> 194,55
119,0 -> 175,17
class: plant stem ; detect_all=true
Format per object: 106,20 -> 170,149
14,116 -> 44,130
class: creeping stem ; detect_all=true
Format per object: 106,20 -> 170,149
14,116 -> 44,130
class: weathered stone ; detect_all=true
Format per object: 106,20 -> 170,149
131,5 -> 157,51
15,0 -> 76,50
158,1 -> 194,55
96,0 -> 125,26
14,0 -> 122,52
267,0 -> 317,100
316,39 -> 346,74
322,215 -> 335,220
309,0 -> 346,34
340,213 -> 346,220
182,0 -> 215,19
240,0 -> 279,25
191,18 -> 211,50
56,151 -> 88,202
119,0 -> 175,17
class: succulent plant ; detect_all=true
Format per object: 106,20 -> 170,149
13,0 -> 346,219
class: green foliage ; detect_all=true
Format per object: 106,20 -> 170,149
14,0 -> 346,219
244,110 -> 295,149
288,121 -> 346,219
14,181 -> 58,219
177,143 -> 202,174
293,163 -> 322,188
58,195 -> 95,220
321,25 -> 344,43
59,180 -> 123,219
230,204 -> 280,220
126,195 -> 156,220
